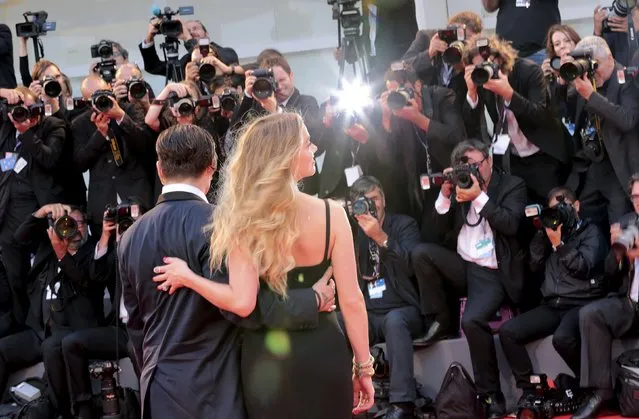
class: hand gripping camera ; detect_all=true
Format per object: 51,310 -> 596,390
602,0 -> 637,32
539,196 -> 578,233
92,90 -> 116,113
41,75 -> 62,98
6,102 -> 44,123
151,6 -> 194,38
104,203 -> 141,235
438,25 -> 466,65
252,69 -> 277,100
47,210 -> 78,239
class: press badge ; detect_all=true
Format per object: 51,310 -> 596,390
492,134 -> 511,155
368,278 -> 386,299
473,238 -> 494,259
345,165 -> 363,187
515,0 -> 530,8
13,157 -> 27,174
45,282 -> 60,301
420,174 -> 431,190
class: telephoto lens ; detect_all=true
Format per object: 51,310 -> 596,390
198,62 -> 216,83
92,90 -> 115,113
126,79 -> 148,100
252,68 -> 276,100
47,211 -> 78,239
41,76 -> 62,98
471,62 -> 500,85
9,105 -> 30,123
387,88 -> 414,110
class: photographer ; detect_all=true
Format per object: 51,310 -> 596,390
342,176 -> 423,419
593,4 -> 639,67
371,64 -> 465,241
411,140 -> 526,418
72,75 -> 152,237
112,63 -> 155,107
140,18 -> 238,81
463,34 -> 569,205
0,204 -> 103,418
498,187 -> 608,410
564,36 -> 639,231
0,24 -> 16,89
570,173 -> 639,419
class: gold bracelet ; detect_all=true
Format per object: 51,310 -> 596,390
353,354 -> 374,369
352,365 -> 375,378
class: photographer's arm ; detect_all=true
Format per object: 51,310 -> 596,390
20,118 -> 66,169
18,38 -> 32,87
118,112 -> 154,156
72,118 -> 109,172
585,82 -> 639,133
479,177 -> 527,236
426,88 -> 467,147
402,31 -> 436,82
379,216 -> 421,277
58,246 -> 93,286
529,230 -> 551,273
0,25 -> 12,57
508,64 -> 552,127
13,214 -> 48,247
556,226 -> 606,278
138,41 -> 167,77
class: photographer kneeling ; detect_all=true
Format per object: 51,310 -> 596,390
411,140 -> 526,418
498,186 -> 608,410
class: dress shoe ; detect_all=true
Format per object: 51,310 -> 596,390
571,389 -> 611,419
482,392 -> 506,419
383,403 -> 414,419
412,321 -> 450,347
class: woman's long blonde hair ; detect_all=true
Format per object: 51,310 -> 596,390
208,112 -> 306,296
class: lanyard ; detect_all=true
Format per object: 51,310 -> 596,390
413,125 -> 433,175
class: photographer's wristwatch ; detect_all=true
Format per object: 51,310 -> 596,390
380,239 -> 388,249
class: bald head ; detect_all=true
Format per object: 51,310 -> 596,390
115,63 -> 143,82
81,76 -> 110,99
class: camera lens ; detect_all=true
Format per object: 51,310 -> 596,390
221,96 -> 237,112
559,59 -> 592,81
54,214 -> 79,239
442,42 -> 464,65
471,65 -> 493,85
199,63 -> 216,82
539,207 -> 561,230
177,101 -> 194,116
161,20 -> 182,38
128,81 -> 147,100
118,217 -> 134,235
43,80 -> 62,98
352,200 -> 369,216
253,78 -> 274,100
98,44 -> 113,59
10,106 -> 29,123
387,90 -> 409,110
94,94 -> 113,113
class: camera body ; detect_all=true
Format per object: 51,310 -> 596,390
602,0 -> 637,32
104,203 -> 140,235
91,41 -> 114,60
16,11 -> 56,38
252,68 -> 277,100
471,62 -> 500,85
89,361 -> 121,418
126,78 -> 148,100
387,87 -> 415,110
438,25 -> 466,65
559,49 -> 598,82
219,88 -> 239,112
198,62 -> 216,83
539,197 -> 578,234
153,6 -> 195,38
350,196 -> 378,219
7,102 -> 44,123
41,75 -> 62,98
47,211 -> 78,239
92,90 -> 116,113
168,93 -> 196,116
613,223 -> 639,254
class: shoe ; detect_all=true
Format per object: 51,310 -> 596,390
482,392 -> 506,419
412,321 -> 450,347
383,403 -> 414,419
571,389 -> 611,419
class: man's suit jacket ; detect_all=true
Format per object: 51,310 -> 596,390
571,63 -> 639,189
0,24 -> 16,89
435,170 -> 527,304
71,109 -> 152,227
463,58 -> 569,165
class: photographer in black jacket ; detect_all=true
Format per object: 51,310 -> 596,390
498,186 -> 608,409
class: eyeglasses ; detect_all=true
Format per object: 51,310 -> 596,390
459,155 -> 487,166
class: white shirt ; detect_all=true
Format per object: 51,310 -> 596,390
435,191 -> 498,269
631,259 -> 639,303
161,183 -> 208,202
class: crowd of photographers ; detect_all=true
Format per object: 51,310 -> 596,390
0,1 -> 639,418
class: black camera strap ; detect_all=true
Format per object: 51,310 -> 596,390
413,86 -> 436,175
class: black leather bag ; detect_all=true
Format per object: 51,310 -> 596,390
616,349 -> 639,417
435,362 -> 482,419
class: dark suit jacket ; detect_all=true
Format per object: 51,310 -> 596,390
463,58 -> 569,165
14,215 -> 103,339
71,109 -> 152,226
571,63 -> 639,189
119,191 -> 245,419
0,24 -> 16,89
139,39 -> 239,80
435,170 -> 527,304
356,213 -> 421,310
604,211 -> 639,296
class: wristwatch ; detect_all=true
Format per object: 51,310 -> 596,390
552,241 -> 565,252
380,239 -> 388,249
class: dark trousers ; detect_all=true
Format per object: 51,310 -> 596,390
499,303 -> 582,389
579,296 -> 639,390
61,326 -> 129,412
367,306 -> 424,404
412,243 -> 506,394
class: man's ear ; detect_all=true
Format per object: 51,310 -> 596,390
573,200 -> 581,214
156,161 -> 166,186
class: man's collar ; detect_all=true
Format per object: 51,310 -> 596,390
161,183 -> 208,202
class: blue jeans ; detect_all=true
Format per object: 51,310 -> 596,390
525,48 -> 546,66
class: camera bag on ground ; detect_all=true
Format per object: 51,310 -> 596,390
434,361 -> 482,419
91,386 -> 140,419
0,377 -> 53,419
616,349 -> 639,416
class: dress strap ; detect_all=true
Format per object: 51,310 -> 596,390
323,199 -> 331,262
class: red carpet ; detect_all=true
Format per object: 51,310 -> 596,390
552,413 -> 624,418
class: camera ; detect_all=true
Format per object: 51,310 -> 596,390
517,374 -> 586,419
198,62 -> 216,83
47,210 -> 78,239
41,75 -> 62,98
168,93 -> 195,116
16,11 -> 56,38
125,78 -> 148,100
7,103 -> 44,123
152,6 -> 195,38
471,61 -> 500,85
91,41 -> 113,60
539,196 -> 578,234
349,196 -> 378,219
91,90 -> 116,113
450,164 -> 481,189
612,223 -> 639,255
219,89 -> 239,112
550,56 -> 562,72
252,68 -> 277,100
104,203 -> 140,235
602,0 -> 637,32
89,361 -> 121,419
90,42 -> 117,83
559,49 -> 598,82
438,25 -> 466,65
387,87 -> 415,110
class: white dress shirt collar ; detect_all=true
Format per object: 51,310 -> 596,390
161,183 -> 208,203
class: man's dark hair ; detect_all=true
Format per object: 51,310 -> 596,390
547,186 -> 577,204
448,11 -> 483,35
384,63 -> 419,85
349,176 -> 385,202
261,55 -> 292,74
257,48 -> 284,67
156,124 -> 217,180
450,140 -> 490,165
628,173 -> 639,195
190,20 -> 208,34
102,39 -> 129,61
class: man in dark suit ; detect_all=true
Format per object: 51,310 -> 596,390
411,140 -> 526,418
139,18 -> 238,82
0,24 -> 17,89
570,174 -> 639,419
0,204 -> 102,417
346,176 -> 424,419
565,36 -> 639,232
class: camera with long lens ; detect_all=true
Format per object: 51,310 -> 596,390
387,87 -> 415,110
167,93 -> 195,116
198,62 -> 216,83
16,11 -> 56,38
125,78 -> 148,100
438,26 -> 466,65
517,374 -> 586,419
252,68 -> 277,100
471,61 -> 500,85
47,210 -> 78,239
612,222 -> 639,256
559,49 -> 598,82
348,196 -> 378,219
91,90 -> 116,113
104,203 -> 140,236
152,6 -> 194,38
220,89 -> 239,112
41,75 -> 62,98
539,196 -> 578,234
7,103 -> 44,123
89,361 -> 121,419
602,0 -> 637,32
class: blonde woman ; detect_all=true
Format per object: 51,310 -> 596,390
153,112 -> 375,418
